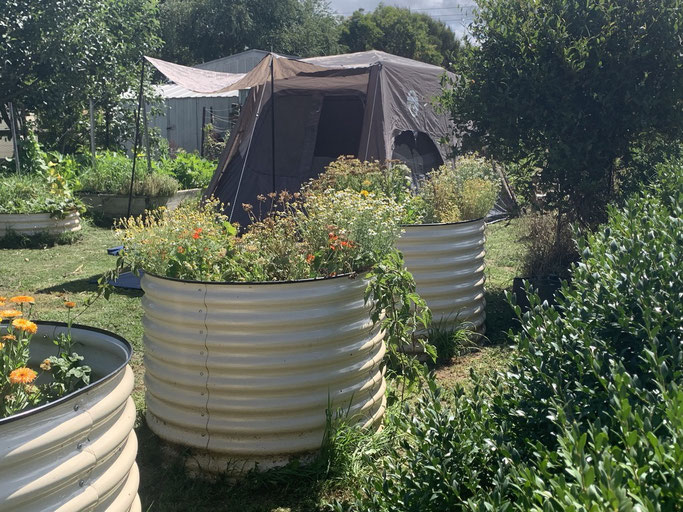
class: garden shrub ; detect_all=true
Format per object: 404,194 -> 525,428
78,151 -> 179,196
157,150 -> 216,190
519,212 -> 578,278
0,170 -> 83,216
308,155 -> 501,224
343,162 -> 682,510
418,156 -> 500,223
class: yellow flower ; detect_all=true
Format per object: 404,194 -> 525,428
0,309 -> 22,319
360,190 -> 369,197
40,359 -> 52,371
9,296 -> 35,305
0,342 -> 3,350
12,318 -> 37,334
64,301 -> 76,309
9,367 -> 37,384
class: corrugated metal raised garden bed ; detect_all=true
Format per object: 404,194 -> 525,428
0,322 -> 140,511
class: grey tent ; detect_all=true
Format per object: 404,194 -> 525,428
203,50 -> 459,225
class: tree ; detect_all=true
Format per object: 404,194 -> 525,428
339,5 -> 461,69
158,0 -> 341,65
0,0 -> 161,152
441,0 -> 683,228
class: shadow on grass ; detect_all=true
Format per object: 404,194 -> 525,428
38,274 -> 144,298
135,414 -> 331,512
484,287 -> 520,346
0,230 -> 83,249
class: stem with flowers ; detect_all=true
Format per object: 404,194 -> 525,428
0,296 -> 91,418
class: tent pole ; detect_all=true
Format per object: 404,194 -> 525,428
229,83 -> 269,221
127,58 -> 145,218
270,54 -> 276,192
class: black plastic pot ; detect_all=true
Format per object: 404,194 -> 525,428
512,275 -> 563,312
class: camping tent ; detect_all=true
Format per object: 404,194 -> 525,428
147,50 -> 517,224
202,50 -> 458,224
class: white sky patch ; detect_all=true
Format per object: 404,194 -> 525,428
328,0 -> 477,38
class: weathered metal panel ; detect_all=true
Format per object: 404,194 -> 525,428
141,273 -> 386,475
0,323 -> 139,512
0,211 -> 81,236
397,219 -> 487,332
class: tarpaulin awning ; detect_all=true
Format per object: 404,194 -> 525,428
145,54 -> 333,94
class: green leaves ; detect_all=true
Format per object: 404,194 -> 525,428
442,0 -> 683,228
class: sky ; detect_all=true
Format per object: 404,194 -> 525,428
326,0 -> 478,38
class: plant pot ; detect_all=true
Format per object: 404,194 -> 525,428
141,272 -> 386,477
0,322 -> 139,511
0,211 -> 81,237
78,188 -> 201,219
397,219 -> 487,334
512,276 -> 563,312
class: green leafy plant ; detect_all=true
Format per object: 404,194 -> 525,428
0,169 -> 83,217
78,151 -> 179,197
417,156 -> 500,223
365,250 -> 433,395
158,150 -> 216,190
0,297 -> 91,419
342,161 -> 682,510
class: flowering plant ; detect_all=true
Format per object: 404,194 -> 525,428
117,179 -> 405,282
309,155 -> 501,224
0,296 -> 91,419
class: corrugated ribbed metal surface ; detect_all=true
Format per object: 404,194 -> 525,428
0,323 -> 139,512
141,273 -> 386,475
0,211 -> 81,236
397,219 -> 486,332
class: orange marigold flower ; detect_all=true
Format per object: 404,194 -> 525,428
64,301 -> 76,309
1,334 -> 15,341
0,296 -> 6,302
177,246 -> 186,254
0,309 -> 22,319
306,254 -> 315,264
192,228 -> 203,239
0,302 -> 5,308
9,295 -> 35,304
9,367 -> 37,385
12,318 -> 37,334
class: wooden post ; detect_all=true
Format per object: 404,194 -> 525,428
142,96 -> 151,173
200,106 -> 206,157
8,102 -> 20,174
128,58 -> 146,218
89,99 -> 96,170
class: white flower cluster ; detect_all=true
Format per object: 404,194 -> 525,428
300,188 -> 405,263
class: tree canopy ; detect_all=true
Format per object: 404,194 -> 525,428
1,0 -> 161,151
158,0 -> 341,65
339,5 -> 461,69
441,0 -> 683,227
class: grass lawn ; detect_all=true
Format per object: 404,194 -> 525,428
0,217 -> 526,511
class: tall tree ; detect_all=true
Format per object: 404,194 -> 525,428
339,5 -> 461,69
441,0 -> 683,228
0,0 -> 161,152
158,0 -> 341,65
